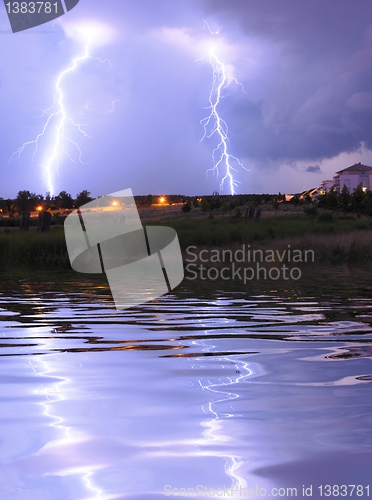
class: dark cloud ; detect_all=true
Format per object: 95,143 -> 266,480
203,0 -> 371,57
305,165 -> 321,173
202,0 -> 372,164
1,0 -> 372,197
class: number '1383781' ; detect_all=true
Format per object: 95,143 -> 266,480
5,2 -> 59,14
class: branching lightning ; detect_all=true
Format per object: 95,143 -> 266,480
9,39 -> 112,195
79,99 -> 120,116
203,20 -> 220,36
200,23 -> 248,195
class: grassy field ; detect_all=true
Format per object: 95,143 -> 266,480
1,212 -> 372,268
154,213 -> 372,247
0,227 -> 69,268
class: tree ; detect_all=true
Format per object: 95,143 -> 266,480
364,191 -> 372,216
233,207 -> 242,218
200,199 -> 211,212
339,185 -> 351,212
56,191 -> 74,209
351,183 -> 365,213
75,190 -> 93,208
271,198 -> 280,211
15,190 -> 32,212
323,187 -> 338,210
0,198 -> 7,215
221,201 -> 230,216
290,195 -> 300,205
41,192 -> 54,209
209,193 -> 222,210
192,197 -> 199,208
4,199 -> 13,215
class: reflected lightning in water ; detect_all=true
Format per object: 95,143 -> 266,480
197,353 -> 254,492
1,272 -> 372,497
27,355 -> 119,499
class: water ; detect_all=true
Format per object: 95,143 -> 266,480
0,267 -> 372,499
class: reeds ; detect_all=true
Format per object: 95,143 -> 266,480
160,215 -> 372,251
0,228 -> 69,268
1,215 -> 372,268
201,231 -> 372,266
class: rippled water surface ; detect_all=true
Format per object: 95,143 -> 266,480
1,268 -> 372,499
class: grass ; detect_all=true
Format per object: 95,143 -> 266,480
197,231 -> 372,266
148,214 -> 372,249
1,214 -> 372,268
0,227 -> 69,268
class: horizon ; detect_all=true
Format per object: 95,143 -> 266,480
0,187 -> 327,202
3,159 -> 371,201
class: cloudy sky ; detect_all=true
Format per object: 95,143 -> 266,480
1,0 -> 372,198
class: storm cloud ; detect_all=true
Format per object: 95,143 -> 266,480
1,0 -> 372,197
305,165 -> 322,174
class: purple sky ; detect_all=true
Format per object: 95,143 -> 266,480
1,0 -> 372,198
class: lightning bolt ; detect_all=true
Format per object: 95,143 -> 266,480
203,20 -> 220,36
9,40 -> 112,196
199,25 -> 248,195
79,99 -> 120,116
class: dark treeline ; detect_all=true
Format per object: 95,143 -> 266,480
2,186 -> 372,218
0,190 -> 281,216
181,186 -> 372,216
316,185 -> 372,215
0,190 -> 93,215
181,193 -> 283,213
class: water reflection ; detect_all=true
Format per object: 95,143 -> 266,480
198,356 -> 256,493
1,267 -> 372,497
8,354 -> 112,499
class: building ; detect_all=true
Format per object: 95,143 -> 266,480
319,180 -> 334,194
333,163 -> 372,192
299,188 -> 318,200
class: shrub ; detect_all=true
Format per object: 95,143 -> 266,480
182,203 -> 192,213
330,243 -> 348,265
200,199 -> 211,212
221,201 -> 230,216
233,207 -> 242,218
271,199 -> 280,211
303,205 -> 318,216
318,212 -> 334,223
